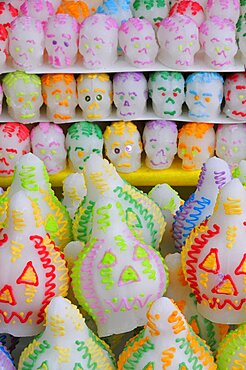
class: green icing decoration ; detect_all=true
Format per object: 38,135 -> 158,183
178,363 -> 189,370
114,235 -> 128,251
100,252 -> 116,266
119,266 -> 140,284
126,209 -> 143,229
135,246 -> 149,259
21,340 -> 51,370
100,267 -> 114,290
96,204 -> 112,231
67,121 -> 103,140
142,260 -> 156,280
143,362 -> 155,369
44,215 -> 58,234
37,361 -> 49,369
19,165 -> 39,191
73,364 -> 83,370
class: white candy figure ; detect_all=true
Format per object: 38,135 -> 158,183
20,0 -> 61,23
131,0 -> 169,29
182,179 -> 246,325
237,14 -> 246,63
62,173 -> 87,219
77,73 -> 112,120
113,72 -> 148,120
178,123 -> 216,170
2,71 -> 43,124
65,121 -> 103,172
104,121 -> 143,173
118,17 -> 158,67
0,25 -> 8,66
169,0 -> 205,27
0,122 -> 30,177
79,13 -> 118,69
148,71 -> 185,118
44,13 -> 79,68
157,14 -> 200,69
41,73 -> 77,123
18,297 -> 117,369
9,16 -> 44,71
143,120 -> 178,170
223,72 -> 246,121
200,16 -> 238,69
206,0 -> 240,24
185,72 -> 224,121
30,122 -> 67,174
215,124 -> 246,170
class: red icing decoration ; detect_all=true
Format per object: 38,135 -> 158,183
198,248 -> 220,274
0,285 -> 16,305
211,274 -> 238,296
0,310 -> 32,324
0,233 -> 8,247
235,254 -> 246,275
16,261 -> 39,286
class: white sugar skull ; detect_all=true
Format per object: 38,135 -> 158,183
157,14 -> 200,69
0,25 -> 8,66
178,123 -> 216,170
0,2 -> 18,28
223,72 -> 246,121
113,72 -> 148,120
9,16 -> 44,70
2,71 -> 43,124
65,121 -> 103,172
132,0 -> 169,29
30,122 -> 66,174
215,124 -> 246,170
20,0 -> 61,22
0,122 -> 30,177
200,16 -> 238,69
118,17 -> 158,67
79,13 -> 118,69
41,74 -> 77,123
104,121 -> 143,173
143,120 -> 178,170
169,0 -> 205,27
44,14 -> 79,68
185,72 -> 224,121
206,0 -> 240,24
77,73 -> 112,120
237,14 -> 246,63
148,71 -> 185,118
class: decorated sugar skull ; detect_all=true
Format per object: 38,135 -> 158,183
20,0 -> 61,23
185,72 -> 224,121
79,13 -> 118,69
2,71 -> 43,124
77,73 -> 112,120
169,0 -> 205,27
30,122 -> 66,174
148,71 -> 185,118
113,72 -> 148,120
132,0 -> 169,29
104,121 -> 143,173
118,297 -> 216,369
215,124 -> 246,170
200,16 -> 238,69
223,72 -> 246,121
118,17 -> 158,67
65,121 -> 103,172
0,122 -> 30,177
9,16 -> 44,70
178,123 -> 216,170
181,178 -> 246,325
96,0 -> 132,25
18,297 -> 116,369
0,24 -> 8,66
44,14 -> 79,68
4,0 -> 23,11
237,14 -> 246,63
0,344 -> 15,370
56,1 -> 90,23
143,120 -> 178,170
41,73 -> 77,123
0,2 -> 18,28
206,0 -> 240,24
157,14 -> 200,69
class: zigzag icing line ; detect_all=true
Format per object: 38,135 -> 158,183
0,310 -> 32,324
73,200 -> 95,242
182,197 -> 211,235
202,294 -> 246,310
105,295 -> 153,312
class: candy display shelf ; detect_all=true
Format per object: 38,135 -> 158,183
0,157 -> 200,189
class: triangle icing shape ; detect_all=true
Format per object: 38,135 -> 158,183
199,248 -> 220,274
118,266 -> 140,286
16,261 -> 39,286
0,285 -> 16,305
211,274 -> 238,296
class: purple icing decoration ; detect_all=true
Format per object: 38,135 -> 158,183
113,72 -> 144,83
0,344 -> 15,369
145,120 -> 177,133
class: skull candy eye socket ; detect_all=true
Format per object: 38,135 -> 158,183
85,96 -> 91,102
96,94 -> 102,101
114,147 -> 120,154
125,145 -> 132,152
52,40 -> 57,45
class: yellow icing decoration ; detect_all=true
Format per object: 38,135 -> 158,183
25,285 -> 37,303
168,310 -> 186,335
12,209 -> 25,231
226,225 -> 237,249
89,172 -> 110,195
54,346 -> 71,363
10,240 -> 24,262
49,315 -> 65,337
161,347 -> 176,367
223,197 -> 242,215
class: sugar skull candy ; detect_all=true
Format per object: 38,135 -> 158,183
148,71 -> 185,118
169,0 -> 205,27
30,122 -> 67,174
157,14 -> 200,69
113,72 -> 148,120
0,2 -> 18,29
41,73 -> 77,123
77,73 -> 112,120
215,124 -> 246,171
185,72 -> 224,121
178,123 -> 216,170
0,25 -> 8,66
56,1 -> 90,24
104,121 -> 143,173
0,122 -> 30,177
237,14 -> 246,63
132,0 -> 169,29
200,16 -> 238,69
2,71 -> 43,124
206,0 -> 240,24
223,72 -> 246,121
118,17 -> 158,67
79,13 -> 118,69
20,0 -> 61,22
96,0 -> 133,26
44,13 -> 79,68
143,120 -> 178,170
65,121 -> 103,172
9,16 -> 44,71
